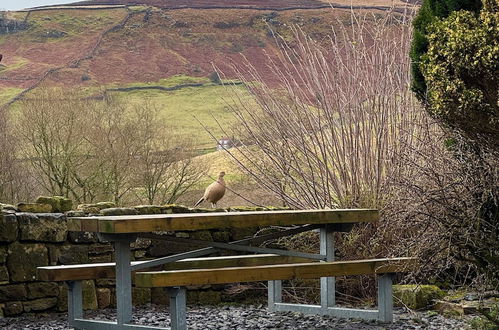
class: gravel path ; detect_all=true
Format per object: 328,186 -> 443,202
0,305 -> 471,329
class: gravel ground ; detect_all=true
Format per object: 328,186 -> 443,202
0,305 -> 472,329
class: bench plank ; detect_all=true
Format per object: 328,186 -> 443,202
135,257 -> 417,287
37,254 -> 315,281
68,209 -> 378,233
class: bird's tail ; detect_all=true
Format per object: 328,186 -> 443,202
194,197 -> 204,207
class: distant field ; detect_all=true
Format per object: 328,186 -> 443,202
107,75 -> 255,150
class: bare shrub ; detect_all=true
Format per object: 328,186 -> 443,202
14,88 -> 203,205
129,102 -> 206,205
213,7 -> 498,300
15,88 -> 96,202
0,109 -> 35,202
218,10 -> 426,209
385,135 -> 499,289
211,8 -> 499,301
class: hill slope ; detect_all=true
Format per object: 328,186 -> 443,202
0,0 -> 411,148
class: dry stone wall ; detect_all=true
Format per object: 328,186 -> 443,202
0,201 -> 287,317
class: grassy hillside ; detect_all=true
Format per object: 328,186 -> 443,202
0,1 -> 412,152
108,76 -> 254,149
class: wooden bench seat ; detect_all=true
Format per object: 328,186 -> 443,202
135,257 -> 417,287
37,254 -> 315,282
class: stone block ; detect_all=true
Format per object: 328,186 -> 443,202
0,246 -> 7,263
18,213 -> 67,242
393,285 -> 446,310
228,206 -> 266,212
133,287 -> 151,306
79,206 -> 100,214
27,282 -> 59,299
229,227 -> 259,241
198,290 -> 222,305
47,245 -> 59,266
88,244 -> 113,255
36,196 -> 73,213
100,208 -> 138,216
77,202 -> 116,213
161,204 -> 190,213
0,265 -> 9,283
0,214 -> 18,242
131,238 -> 151,250
89,255 -> 112,263
0,284 -> 27,302
109,288 -> 117,308
23,297 -> 57,312
65,210 -> 86,217
186,290 -> 199,303
58,197 -> 73,212
134,250 -> 146,259
82,280 -> 97,310
68,231 -> 98,243
148,239 -> 192,257
7,242 -> 48,282
97,288 -> 111,309
191,230 -> 213,242
4,301 -> 23,316
57,245 -> 89,265
191,207 -> 222,213
434,300 -> 465,316
17,203 -> 52,213
96,279 -> 115,287
212,230 -> 231,242
134,205 -> 163,214
151,287 -> 169,305
56,284 -> 68,312
95,202 -> 116,209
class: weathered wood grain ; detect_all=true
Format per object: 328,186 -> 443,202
135,257 -> 418,287
68,209 -> 379,233
37,254 -> 315,281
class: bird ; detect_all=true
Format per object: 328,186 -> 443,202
195,171 -> 226,208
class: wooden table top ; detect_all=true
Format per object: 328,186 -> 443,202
67,209 -> 378,234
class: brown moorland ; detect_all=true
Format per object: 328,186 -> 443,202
0,0 -> 414,107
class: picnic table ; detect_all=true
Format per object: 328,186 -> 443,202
38,209 -> 416,330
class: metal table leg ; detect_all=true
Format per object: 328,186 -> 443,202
268,280 -> 282,311
68,280 -> 83,328
320,225 -> 335,309
100,234 -> 137,326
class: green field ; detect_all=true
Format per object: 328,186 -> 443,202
109,76 -> 255,149
0,87 -> 24,107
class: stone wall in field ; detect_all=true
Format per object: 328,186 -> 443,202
0,201 -> 286,317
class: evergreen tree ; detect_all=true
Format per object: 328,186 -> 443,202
410,0 -> 482,100
420,0 -> 498,148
